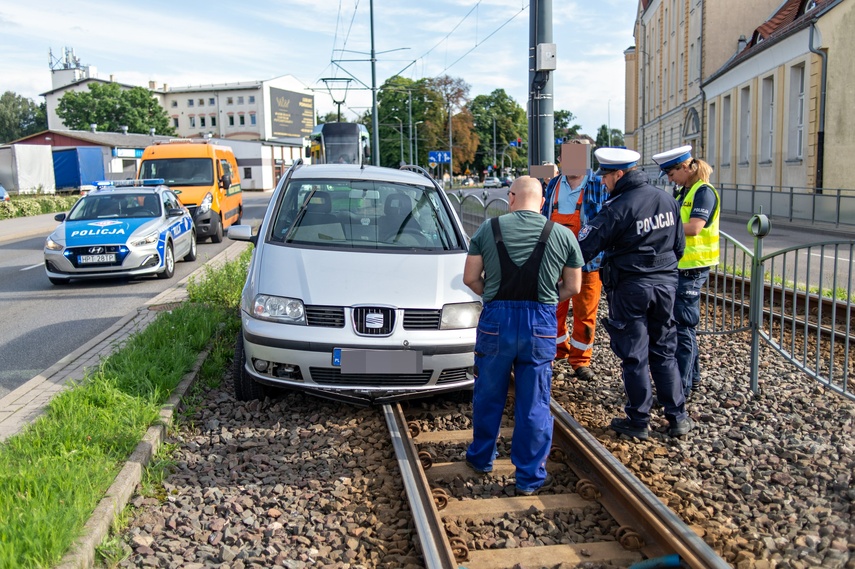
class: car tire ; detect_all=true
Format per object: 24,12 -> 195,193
157,241 -> 175,279
211,215 -> 224,243
183,230 -> 197,262
49,276 -> 70,285
233,331 -> 266,401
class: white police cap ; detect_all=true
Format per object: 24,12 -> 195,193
652,145 -> 693,170
593,147 -> 640,176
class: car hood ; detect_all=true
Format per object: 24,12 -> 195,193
58,218 -> 160,246
252,245 -> 478,307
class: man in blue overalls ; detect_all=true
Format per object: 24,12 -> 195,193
463,176 -> 584,495
577,148 -> 693,440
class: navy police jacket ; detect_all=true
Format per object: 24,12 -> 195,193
577,169 -> 685,286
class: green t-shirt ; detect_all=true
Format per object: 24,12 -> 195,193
468,210 -> 583,304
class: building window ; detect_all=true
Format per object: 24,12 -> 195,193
708,102 -> 717,166
172,117 -> 179,128
739,86 -> 751,164
722,95 -> 732,166
243,167 -> 252,179
189,116 -> 196,128
209,97 -> 215,105
170,100 -> 177,108
187,99 -> 194,107
211,115 -> 217,127
200,116 -> 206,128
198,98 -> 204,106
239,114 -> 245,126
227,97 -> 234,105
250,113 -> 257,126
237,96 -> 244,104
760,76 -> 775,163
228,115 -> 235,126
788,64 -> 805,160
249,95 -> 255,104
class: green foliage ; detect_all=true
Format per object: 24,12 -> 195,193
0,91 -> 47,144
0,193 -> 80,220
468,90 -> 527,175
595,124 -> 625,148
56,83 -> 175,135
186,246 -> 253,309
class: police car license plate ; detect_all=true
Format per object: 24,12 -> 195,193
333,348 -> 423,374
78,254 -> 116,264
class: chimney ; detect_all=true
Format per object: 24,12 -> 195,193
149,80 -> 156,89
149,128 -> 156,136
109,74 -> 114,82
737,35 -> 747,53
163,83 -> 169,91
120,126 -> 128,135
90,124 -> 97,132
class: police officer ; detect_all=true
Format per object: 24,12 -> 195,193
542,166 -> 607,381
653,146 -> 720,398
464,176 -> 584,495
577,148 -> 693,439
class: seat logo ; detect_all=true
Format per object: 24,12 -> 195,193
365,313 -> 384,329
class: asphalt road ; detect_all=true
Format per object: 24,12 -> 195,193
0,192 -> 272,398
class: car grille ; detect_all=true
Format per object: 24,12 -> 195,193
403,309 -> 442,330
310,368 -> 433,386
353,307 -> 395,336
65,245 -> 129,268
436,368 -> 470,384
306,305 -> 345,328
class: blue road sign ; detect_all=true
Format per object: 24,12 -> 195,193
429,150 -> 451,164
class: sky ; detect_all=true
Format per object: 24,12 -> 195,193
0,0 -> 637,138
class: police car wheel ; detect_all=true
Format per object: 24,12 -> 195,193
233,331 -> 266,401
49,276 -> 70,285
211,215 -> 224,244
157,241 -> 175,279
183,230 -> 197,262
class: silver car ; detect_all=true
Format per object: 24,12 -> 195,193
44,182 -> 197,285
229,163 -> 481,404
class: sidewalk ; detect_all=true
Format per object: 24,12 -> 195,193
0,212 -> 62,244
0,239 -> 251,442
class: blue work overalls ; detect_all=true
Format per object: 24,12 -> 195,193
466,218 -> 557,493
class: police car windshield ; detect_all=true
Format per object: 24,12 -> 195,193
68,193 -> 161,221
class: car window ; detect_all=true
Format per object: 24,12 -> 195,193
139,158 -> 213,187
268,179 -> 463,251
68,193 -> 158,221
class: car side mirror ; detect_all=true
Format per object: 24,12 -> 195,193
167,208 -> 184,218
54,213 -> 66,222
220,174 -> 231,189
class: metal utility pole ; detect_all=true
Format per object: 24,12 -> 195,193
528,0 -> 555,167
369,0 -> 380,165
408,91 -> 413,165
448,104 -> 454,188
493,117 -> 497,171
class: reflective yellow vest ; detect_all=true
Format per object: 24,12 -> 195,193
678,180 -> 720,269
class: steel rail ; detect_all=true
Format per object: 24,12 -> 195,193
549,399 -> 731,569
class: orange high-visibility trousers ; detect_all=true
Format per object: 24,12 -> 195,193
556,269 -> 602,368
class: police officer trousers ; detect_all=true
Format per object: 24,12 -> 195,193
600,280 -> 687,427
466,300 -> 556,492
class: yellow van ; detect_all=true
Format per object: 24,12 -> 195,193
138,140 -> 242,242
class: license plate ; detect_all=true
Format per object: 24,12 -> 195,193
333,348 -> 423,374
78,254 -> 116,264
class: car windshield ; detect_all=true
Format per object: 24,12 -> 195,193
67,193 -> 162,221
139,158 -> 213,186
268,179 -> 464,251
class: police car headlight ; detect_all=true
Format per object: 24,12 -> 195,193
199,192 -> 213,214
252,294 -> 306,324
440,302 -> 482,330
45,236 -> 64,251
130,231 -> 160,247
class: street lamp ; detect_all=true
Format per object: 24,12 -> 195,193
392,116 -> 404,166
414,120 -> 424,168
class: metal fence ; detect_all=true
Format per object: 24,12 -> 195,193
447,191 -> 855,401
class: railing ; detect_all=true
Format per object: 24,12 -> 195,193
447,190 -> 855,401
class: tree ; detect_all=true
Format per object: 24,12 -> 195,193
317,111 -> 343,124
56,82 -> 175,135
0,91 -> 47,144
468,89 -> 526,176
595,125 -> 624,148
427,75 -> 478,176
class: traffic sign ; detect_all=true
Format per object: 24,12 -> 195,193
428,150 -> 451,164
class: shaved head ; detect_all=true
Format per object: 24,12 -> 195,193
508,176 -> 545,212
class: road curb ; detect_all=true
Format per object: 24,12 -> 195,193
56,348 -> 210,569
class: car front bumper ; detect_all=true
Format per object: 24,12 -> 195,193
44,242 -> 164,280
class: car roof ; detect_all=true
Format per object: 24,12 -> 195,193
87,187 -> 163,197
290,164 -> 434,187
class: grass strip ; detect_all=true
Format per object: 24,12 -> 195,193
0,247 -> 252,568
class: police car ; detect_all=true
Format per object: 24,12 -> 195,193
44,180 -> 197,285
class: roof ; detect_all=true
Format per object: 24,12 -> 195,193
13,129 -> 174,148
705,0 -> 843,83
164,81 -> 262,94
40,77 -> 137,97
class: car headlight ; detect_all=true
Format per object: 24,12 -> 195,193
252,294 -> 306,324
440,301 -> 482,330
199,192 -> 213,214
45,236 -> 64,251
130,231 -> 160,247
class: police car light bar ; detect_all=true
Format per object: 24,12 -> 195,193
94,179 -> 166,188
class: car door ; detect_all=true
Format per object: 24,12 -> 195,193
163,190 -> 191,257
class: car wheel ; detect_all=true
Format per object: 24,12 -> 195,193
157,241 -> 175,279
233,331 -> 266,401
49,276 -> 70,285
211,215 -> 224,243
183,230 -> 197,262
